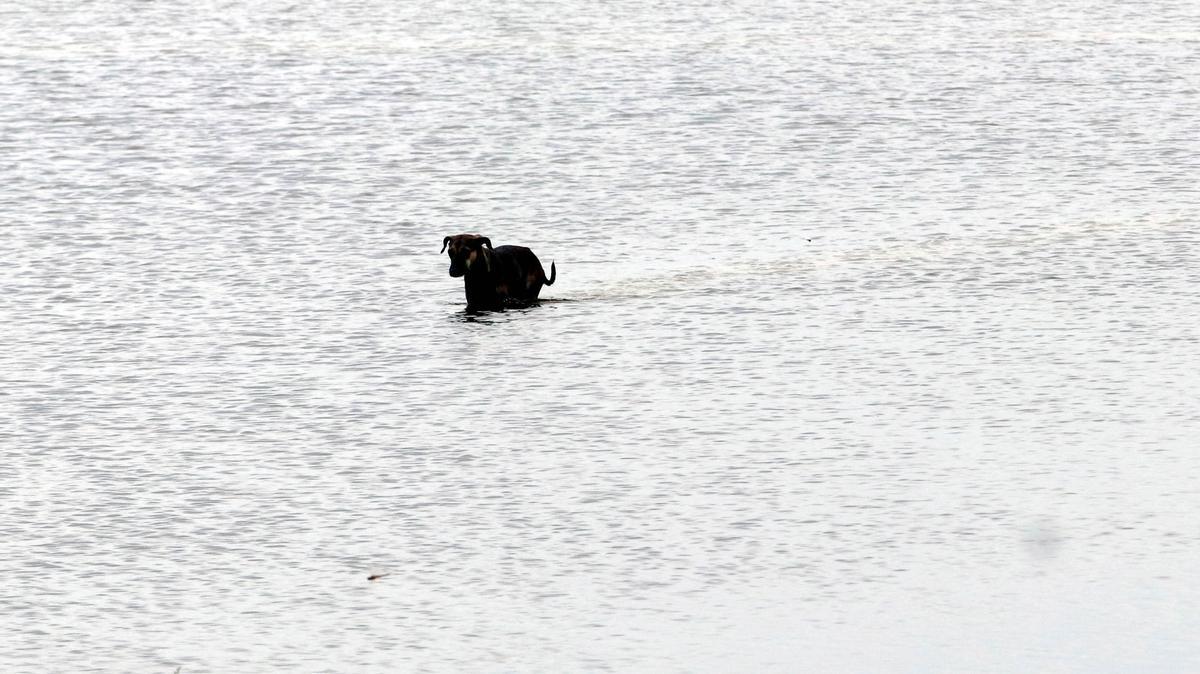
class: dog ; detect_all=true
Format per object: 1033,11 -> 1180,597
441,234 -> 556,311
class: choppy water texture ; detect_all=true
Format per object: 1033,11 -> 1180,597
3,0 -> 1200,671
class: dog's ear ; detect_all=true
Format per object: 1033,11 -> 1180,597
440,236 -> 451,254
475,235 -> 494,268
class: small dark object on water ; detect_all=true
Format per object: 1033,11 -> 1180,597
441,233 -> 556,311
367,573 -> 390,581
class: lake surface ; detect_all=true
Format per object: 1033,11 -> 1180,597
3,0 -> 1199,671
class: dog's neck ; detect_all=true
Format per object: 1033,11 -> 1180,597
462,255 -> 500,309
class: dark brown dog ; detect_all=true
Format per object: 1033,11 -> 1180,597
441,234 -> 556,311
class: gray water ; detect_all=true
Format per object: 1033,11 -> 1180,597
3,0 -> 1200,671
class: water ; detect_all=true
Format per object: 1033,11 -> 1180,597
3,1 -> 1199,671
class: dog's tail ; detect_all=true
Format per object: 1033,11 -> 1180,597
545,261 -> 556,286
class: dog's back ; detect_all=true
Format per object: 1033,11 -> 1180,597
492,245 -> 555,300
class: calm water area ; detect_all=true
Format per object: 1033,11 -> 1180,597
3,0 -> 1199,671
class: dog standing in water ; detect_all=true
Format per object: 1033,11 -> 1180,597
441,234 -> 556,311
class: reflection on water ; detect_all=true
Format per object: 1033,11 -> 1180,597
3,0 -> 1200,671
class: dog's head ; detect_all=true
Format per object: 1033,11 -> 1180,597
441,234 -> 492,277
